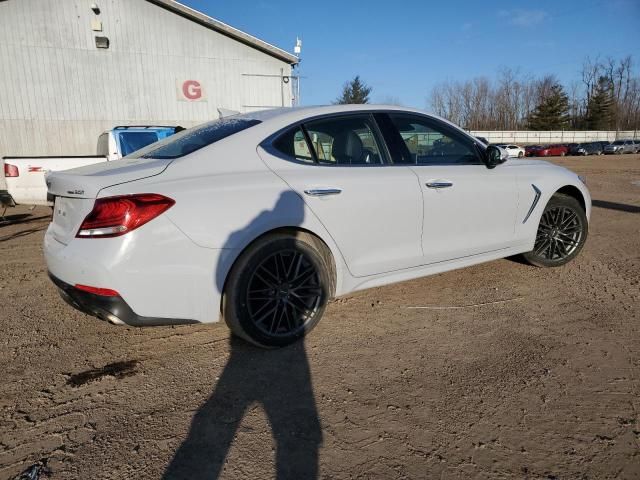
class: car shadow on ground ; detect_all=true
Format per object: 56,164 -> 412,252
592,199 -> 640,214
164,190 -> 322,479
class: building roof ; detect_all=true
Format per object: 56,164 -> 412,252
147,0 -> 299,65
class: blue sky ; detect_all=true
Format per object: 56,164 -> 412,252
183,0 -> 640,108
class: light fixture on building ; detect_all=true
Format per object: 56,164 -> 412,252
294,37 -> 302,56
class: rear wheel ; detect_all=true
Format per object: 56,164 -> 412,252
522,193 -> 588,267
223,232 -> 332,348
518,151 -> 524,158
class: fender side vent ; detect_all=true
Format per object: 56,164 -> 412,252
523,184 -> 542,224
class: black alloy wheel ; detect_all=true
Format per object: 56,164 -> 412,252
245,249 -> 323,339
223,232 -> 332,348
523,193 -> 588,267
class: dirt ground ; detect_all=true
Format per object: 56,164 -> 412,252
0,155 -> 639,479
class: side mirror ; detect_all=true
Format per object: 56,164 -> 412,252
484,145 -> 508,169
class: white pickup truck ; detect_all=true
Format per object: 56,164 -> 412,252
1,126 -> 179,207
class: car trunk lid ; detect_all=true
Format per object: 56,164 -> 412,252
48,157 -> 173,245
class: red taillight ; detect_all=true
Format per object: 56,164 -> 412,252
76,193 -> 175,238
4,163 -> 19,177
74,284 -> 120,297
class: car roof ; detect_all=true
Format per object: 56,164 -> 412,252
233,104 -> 448,127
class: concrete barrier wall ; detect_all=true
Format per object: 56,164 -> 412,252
470,130 -> 639,144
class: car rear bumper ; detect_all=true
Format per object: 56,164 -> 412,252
49,273 -> 199,327
44,214 -> 227,325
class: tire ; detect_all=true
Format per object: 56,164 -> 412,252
518,151 -> 524,158
223,232 -> 333,348
522,193 -> 588,268
560,152 -> 566,157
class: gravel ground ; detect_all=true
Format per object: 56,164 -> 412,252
1,155 -> 639,479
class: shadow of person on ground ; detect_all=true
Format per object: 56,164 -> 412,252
164,190 -> 322,479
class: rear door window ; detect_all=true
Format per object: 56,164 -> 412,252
303,115 -> 384,165
272,127 -> 315,163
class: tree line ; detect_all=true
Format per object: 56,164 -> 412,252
428,55 -> 640,131
335,56 -> 639,131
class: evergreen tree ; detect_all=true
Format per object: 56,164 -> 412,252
335,76 -> 372,104
527,82 -> 570,130
585,76 -> 614,130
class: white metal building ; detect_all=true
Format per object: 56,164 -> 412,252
0,0 -> 299,158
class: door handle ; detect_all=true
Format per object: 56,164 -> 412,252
425,181 -> 453,189
304,188 -> 342,197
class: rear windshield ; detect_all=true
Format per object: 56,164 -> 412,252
130,118 -> 261,159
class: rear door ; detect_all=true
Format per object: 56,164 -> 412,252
259,114 -> 423,277
376,113 -> 519,264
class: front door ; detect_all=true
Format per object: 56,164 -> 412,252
376,113 -> 519,264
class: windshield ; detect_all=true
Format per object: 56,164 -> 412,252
119,131 -> 160,156
129,117 -> 262,159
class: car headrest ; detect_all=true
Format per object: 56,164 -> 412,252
331,131 -> 363,164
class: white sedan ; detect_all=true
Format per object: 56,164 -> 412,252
497,144 -> 525,158
44,105 -> 591,347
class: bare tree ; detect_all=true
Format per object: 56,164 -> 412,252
427,55 -> 639,131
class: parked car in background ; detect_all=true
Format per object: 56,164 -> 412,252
525,145 -> 539,157
2,126 -> 181,206
604,139 -> 636,154
633,140 -> 640,153
566,143 -> 579,154
570,142 -> 603,156
497,144 -> 525,158
526,144 -> 568,157
97,126 -> 181,160
594,141 -> 611,152
44,105 -> 591,348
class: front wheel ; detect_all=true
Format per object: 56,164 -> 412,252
223,232 -> 333,348
522,193 -> 588,267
